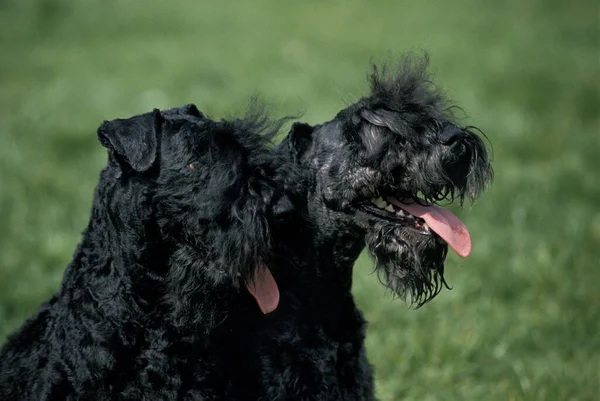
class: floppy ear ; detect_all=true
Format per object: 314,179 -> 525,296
97,109 -> 161,172
282,122 -> 313,162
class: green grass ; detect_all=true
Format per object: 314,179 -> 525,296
1,1 -> 598,399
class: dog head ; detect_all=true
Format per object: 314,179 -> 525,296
278,55 -> 493,306
97,104 -> 285,316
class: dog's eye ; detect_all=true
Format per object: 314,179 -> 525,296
188,161 -> 199,169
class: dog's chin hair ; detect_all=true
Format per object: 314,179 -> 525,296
366,226 -> 449,307
374,258 -> 449,308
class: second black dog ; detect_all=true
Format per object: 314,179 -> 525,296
269,54 -> 494,398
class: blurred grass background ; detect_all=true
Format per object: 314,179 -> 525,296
0,0 -> 598,400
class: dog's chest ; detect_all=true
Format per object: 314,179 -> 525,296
185,303 -> 373,400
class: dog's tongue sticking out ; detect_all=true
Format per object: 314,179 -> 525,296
247,266 -> 280,314
387,198 -> 472,258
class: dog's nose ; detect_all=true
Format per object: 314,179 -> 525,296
440,127 -> 463,146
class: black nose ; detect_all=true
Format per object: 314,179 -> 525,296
440,127 -> 463,146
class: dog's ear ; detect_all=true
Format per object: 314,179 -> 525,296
163,103 -> 204,118
282,122 -> 313,162
97,109 -> 162,172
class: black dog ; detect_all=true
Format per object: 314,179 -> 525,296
267,54 -> 493,397
0,104 -> 297,399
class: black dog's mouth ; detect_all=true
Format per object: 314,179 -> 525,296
361,193 -> 453,307
361,196 -> 432,235
358,194 -> 472,258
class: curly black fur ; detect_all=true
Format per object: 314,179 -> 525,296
276,54 -> 493,307
0,104 -> 300,400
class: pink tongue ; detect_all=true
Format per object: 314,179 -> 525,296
247,265 -> 280,314
387,197 -> 472,258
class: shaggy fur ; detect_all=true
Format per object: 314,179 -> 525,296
267,54 -> 493,398
0,104 -> 300,399
0,55 -> 492,401
276,55 -> 492,305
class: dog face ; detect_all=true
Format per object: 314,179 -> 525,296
280,56 -> 493,305
97,105 -> 283,315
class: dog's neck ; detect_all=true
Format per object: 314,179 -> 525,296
276,194 -> 365,297
160,244 -> 238,334
78,169 -> 144,263
74,167 -> 233,337
316,227 -> 365,294
54,166 -> 163,350
272,151 -> 368,297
